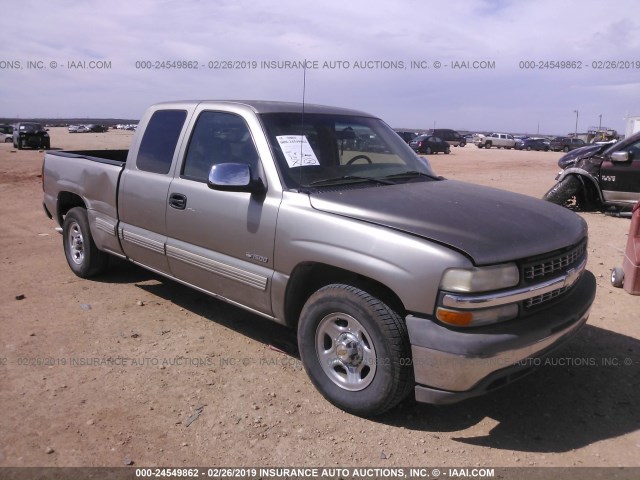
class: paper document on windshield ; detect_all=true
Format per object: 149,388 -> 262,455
276,135 -> 320,168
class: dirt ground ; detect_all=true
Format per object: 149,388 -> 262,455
0,129 -> 638,469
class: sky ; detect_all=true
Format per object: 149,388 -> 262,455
1,0 -> 639,135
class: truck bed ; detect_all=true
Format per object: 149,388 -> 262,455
47,149 -> 129,165
43,149 -> 128,257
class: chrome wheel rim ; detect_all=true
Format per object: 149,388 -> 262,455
315,313 -> 376,391
68,221 -> 85,265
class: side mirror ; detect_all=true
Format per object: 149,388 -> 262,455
611,151 -> 631,163
207,163 -> 265,194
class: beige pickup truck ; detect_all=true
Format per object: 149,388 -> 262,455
42,100 -> 596,416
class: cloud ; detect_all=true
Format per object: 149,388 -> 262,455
1,0 -> 639,133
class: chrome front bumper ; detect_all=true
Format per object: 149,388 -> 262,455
406,270 -> 596,405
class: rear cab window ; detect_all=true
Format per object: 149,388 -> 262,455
137,110 -> 187,174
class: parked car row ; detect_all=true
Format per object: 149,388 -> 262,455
68,124 -> 109,133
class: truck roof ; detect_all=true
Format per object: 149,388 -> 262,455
151,100 -> 376,117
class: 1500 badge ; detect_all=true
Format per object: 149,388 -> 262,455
246,252 -> 269,263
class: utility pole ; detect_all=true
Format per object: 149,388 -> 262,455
598,114 -> 602,130
573,110 -> 579,138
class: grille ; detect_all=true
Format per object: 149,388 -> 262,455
524,286 -> 569,308
523,242 -> 586,281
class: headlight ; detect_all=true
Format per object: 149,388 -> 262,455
440,263 -> 519,293
437,263 -> 520,327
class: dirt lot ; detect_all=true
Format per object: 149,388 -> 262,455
0,129 -> 639,469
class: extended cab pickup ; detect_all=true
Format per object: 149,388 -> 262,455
43,101 -> 596,416
475,133 -> 516,149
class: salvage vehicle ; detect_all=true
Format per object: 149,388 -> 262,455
475,132 -> 516,149
0,124 -> 13,143
43,100 -> 596,416
13,122 -> 50,149
409,134 -> 450,154
544,131 -> 640,211
427,128 -> 466,147
515,138 -> 550,152
550,136 -> 586,153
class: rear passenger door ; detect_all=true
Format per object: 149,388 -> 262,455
165,108 -> 280,316
118,108 -> 190,273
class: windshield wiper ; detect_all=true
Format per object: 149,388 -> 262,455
307,175 -> 395,187
382,171 -> 442,181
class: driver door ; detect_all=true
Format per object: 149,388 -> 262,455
600,136 -> 640,206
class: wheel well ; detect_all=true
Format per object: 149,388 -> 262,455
283,263 -> 406,329
56,192 -> 86,226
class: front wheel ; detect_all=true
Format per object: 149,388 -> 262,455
444,147 -> 450,154
63,207 -> 108,278
297,284 -> 413,416
425,147 -> 432,154
543,175 -> 581,206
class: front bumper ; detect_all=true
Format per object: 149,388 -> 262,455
406,270 -> 596,404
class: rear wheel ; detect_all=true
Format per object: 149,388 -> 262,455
297,284 -> 413,416
543,175 -> 581,206
425,147 -> 432,154
63,207 -> 108,278
563,146 -> 570,152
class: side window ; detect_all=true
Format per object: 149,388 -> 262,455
626,139 -> 640,158
182,111 -> 260,182
137,110 -> 187,174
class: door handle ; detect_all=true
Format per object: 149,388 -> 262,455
169,193 -> 187,210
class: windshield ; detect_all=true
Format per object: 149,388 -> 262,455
260,112 -> 437,190
20,123 -> 43,132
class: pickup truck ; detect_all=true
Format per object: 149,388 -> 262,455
475,133 -> 516,149
544,131 -> 640,211
43,100 -> 596,416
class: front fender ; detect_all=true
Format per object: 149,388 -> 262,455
556,168 -> 604,203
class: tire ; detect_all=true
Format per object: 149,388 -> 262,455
297,284 -> 413,416
611,267 -> 624,288
62,207 -> 108,278
425,147 -> 432,154
543,175 -> 581,206
460,141 -> 466,147
17,139 -> 23,150
485,142 -> 492,149
444,147 -> 450,154
563,146 -> 570,153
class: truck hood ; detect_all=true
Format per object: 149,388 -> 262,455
309,180 -> 587,265
557,144 -> 606,169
